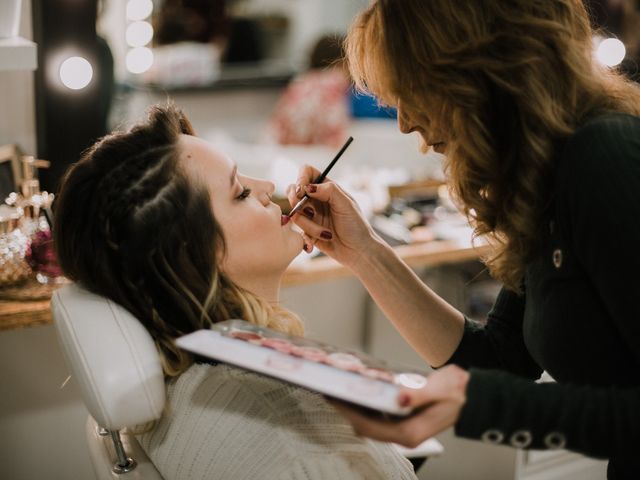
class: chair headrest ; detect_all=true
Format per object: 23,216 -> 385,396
51,284 -> 166,430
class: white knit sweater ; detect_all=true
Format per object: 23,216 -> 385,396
138,363 -> 417,480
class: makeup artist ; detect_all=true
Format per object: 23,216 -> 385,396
288,1 -> 640,478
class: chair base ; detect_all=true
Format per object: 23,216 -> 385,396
85,416 -> 164,480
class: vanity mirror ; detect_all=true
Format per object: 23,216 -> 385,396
98,0 -> 368,90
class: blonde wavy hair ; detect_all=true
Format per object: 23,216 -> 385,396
346,0 -> 640,290
55,104 -> 303,378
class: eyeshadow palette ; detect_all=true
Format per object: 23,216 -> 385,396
176,320 -> 429,416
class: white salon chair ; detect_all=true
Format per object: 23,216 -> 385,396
51,283 -> 166,480
51,283 -> 443,478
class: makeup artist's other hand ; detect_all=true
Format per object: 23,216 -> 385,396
287,165 -> 378,268
330,365 -> 469,448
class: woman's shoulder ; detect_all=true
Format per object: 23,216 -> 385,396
565,112 -> 640,156
558,112 -> 640,182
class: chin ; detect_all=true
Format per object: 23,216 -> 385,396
282,224 -> 305,257
284,232 -> 305,264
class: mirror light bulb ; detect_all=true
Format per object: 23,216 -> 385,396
126,21 -> 154,47
126,0 -> 153,21
126,47 -> 154,74
596,38 -> 626,67
59,56 -> 93,90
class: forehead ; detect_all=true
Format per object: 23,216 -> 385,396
178,134 -> 233,191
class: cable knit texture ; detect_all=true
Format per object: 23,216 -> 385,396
138,363 -> 417,479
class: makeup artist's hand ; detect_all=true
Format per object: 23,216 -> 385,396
287,165 -> 379,269
330,365 -> 470,448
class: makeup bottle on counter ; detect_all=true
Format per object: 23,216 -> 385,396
17,155 -> 53,237
5,156 -> 61,284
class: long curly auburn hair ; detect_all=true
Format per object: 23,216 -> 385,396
346,0 -> 640,290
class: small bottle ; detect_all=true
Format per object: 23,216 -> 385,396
19,155 -> 53,237
14,155 -> 61,284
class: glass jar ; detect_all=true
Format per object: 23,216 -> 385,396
0,206 -> 31,287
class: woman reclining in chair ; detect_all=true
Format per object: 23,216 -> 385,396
53,104 -> 416,480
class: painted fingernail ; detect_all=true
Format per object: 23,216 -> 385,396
320,230 -> 333,240
295,184 -> 302,196
398,393 -> 411,408
306,184 -> 317,193
303,207 -> 315,218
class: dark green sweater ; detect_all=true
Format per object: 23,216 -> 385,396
448,113 -> 640,479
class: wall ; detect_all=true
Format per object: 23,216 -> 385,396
0,0 -> 36,155
0,326 -> 96,480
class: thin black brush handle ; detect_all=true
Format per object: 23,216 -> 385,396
288,136 -> 354,217
314,136 -> 353,183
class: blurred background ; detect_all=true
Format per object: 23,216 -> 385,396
0,1 -> 638,479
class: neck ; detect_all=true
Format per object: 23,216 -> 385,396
234,271 -> 283,305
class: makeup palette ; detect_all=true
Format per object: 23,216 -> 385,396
176,320 -> 429,416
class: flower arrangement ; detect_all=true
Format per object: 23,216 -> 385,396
25,229 -> 62,281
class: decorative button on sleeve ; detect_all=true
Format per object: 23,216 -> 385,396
543,432 -> 567,449
481,429 -> 504,444
509,430 -> 532,448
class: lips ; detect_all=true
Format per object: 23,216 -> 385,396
281,215 -> 290,226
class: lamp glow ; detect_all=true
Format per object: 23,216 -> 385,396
596,38 -> 626,67
126,47 -> 154,74
126,0 -> 153,21
59,56 -> 93,90
126,21 -> 154,47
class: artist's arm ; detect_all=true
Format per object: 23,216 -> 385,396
333,366 -> 640,461
289,176 -> 463,367
289,173 -> 540,376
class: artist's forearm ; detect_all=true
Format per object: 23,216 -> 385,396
353,239 -> 465,367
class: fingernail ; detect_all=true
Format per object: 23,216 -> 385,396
306,184 -> 317,194
320,230 -> 332,240
295,184 -> 302,196
303,207 -> 315,218
398,394 -> 411,408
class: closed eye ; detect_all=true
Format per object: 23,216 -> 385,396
236,186 -> 252,200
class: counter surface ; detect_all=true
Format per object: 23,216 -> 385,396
0,240 -> 489,332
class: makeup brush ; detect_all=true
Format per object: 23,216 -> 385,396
288,136 -> 354,218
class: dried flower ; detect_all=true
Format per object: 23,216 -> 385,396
25,229 -> 62,278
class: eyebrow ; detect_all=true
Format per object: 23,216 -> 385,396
230,164 -> 237,187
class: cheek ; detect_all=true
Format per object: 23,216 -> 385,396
221,211 -> 281,269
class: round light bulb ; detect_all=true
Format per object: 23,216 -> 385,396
126,47 -> 154,74
126,21 -> 154,47
126,0 -> 153,21
59,56 -> 93,90
596,38 -> 626,67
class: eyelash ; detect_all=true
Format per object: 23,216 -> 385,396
237,186 -> 252,200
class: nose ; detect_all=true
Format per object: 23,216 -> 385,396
266,180 -> 275,197
397,104 -> 412,135
250,177 -> 275,206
